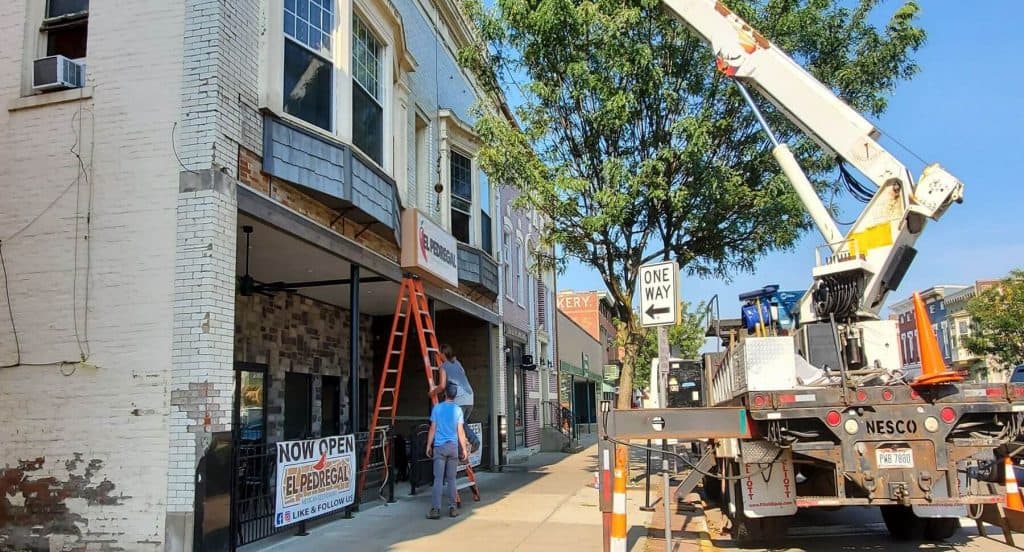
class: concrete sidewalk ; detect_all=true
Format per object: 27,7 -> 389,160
246,446 -> 652,552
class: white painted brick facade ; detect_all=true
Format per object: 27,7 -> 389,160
0,0 -> 185,549
167,182 -> 237,512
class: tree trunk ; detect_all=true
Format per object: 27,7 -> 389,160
616,322 -> 643,410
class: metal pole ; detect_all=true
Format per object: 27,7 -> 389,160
662,471 -> 672,552
349,264 -> 360,508
640,439 -> 654,512
657,326 -> 670,450
349,264 -> 360,432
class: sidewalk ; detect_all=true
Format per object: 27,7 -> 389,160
246,446 -> 652,552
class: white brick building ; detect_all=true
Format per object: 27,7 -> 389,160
0,0 -> 516,550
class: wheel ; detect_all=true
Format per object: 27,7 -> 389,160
880,506 -> 926,541
923,517 -> 960,540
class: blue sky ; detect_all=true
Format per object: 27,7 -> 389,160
523,1 -> 1024,317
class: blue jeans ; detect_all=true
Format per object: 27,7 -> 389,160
431,441 -> 459,510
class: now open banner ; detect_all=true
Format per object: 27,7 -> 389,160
274,434 -> 356,527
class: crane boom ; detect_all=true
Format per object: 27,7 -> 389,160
661,0 -> 964,322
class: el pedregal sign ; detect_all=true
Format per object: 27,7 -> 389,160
401,208 -> 459,287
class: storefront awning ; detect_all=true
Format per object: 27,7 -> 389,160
237,185 -> 499,325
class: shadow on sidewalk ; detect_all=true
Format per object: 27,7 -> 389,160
243,449 -> 596,552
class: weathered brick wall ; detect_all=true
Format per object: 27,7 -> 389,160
167,172 -> 238,522
179,0 -> 262,175
234,292 -> 375,440
0,0 -> 186,549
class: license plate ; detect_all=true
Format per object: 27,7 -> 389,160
876,447 -> 914,468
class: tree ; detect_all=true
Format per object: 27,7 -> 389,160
634,301 -> 706,391
461,0 -> 925,407
966,270 -> 1024,369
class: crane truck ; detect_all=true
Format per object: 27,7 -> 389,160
653,0 -> 1022,543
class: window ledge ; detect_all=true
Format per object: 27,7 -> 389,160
8,86 -> 94,112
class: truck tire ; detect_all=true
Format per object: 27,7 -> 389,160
923,517 -> 960,541
880,506 -> 926,541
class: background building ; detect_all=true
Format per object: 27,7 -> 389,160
890,285 -> 966,380
499,186 -> 556,461
556,310 -> 604,439
945,280 -> 1003,380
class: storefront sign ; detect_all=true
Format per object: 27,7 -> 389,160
401,208 -> 459,287
274,434 -> 355,527
457,422 -> 483,472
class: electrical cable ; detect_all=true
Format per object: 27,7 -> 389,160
0,242 -> 21,368
172,121 -> 200,175
379,427 -> 391,503
599,410 -> 785,481
70,104 -> 90,360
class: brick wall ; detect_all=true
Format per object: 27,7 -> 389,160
167,174 -> 238,521
179,0 -> 262,175
0,0 -> 187,548
234,292 -> 375,440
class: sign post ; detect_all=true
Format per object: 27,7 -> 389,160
639,260 -> 679,411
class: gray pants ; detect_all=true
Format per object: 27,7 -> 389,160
459,405 -> 479,448
431,441 -> 459,510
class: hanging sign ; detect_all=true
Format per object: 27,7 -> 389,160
401,208 -> 459,287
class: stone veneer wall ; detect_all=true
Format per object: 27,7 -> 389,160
234,292 -> 374,440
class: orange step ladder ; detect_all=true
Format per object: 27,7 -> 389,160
358,274 -> 480,505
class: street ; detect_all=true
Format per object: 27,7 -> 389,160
704,506 -> 1016,551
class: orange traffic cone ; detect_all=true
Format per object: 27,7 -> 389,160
910,291 -> 963,387
1006,457 -> 1024,512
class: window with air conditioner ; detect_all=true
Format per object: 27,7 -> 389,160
33,0 -> 89,92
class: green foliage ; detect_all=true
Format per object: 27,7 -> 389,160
460,0 -> 925,406
966,270 -> 1024,368
634,301 -> 706,390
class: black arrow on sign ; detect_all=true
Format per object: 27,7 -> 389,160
645,305 -> 670,319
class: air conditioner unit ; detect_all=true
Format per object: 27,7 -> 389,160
32,55 -> 85,91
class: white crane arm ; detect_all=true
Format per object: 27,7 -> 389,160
661,0 -> 965,321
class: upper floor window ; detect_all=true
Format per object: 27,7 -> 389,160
514,239 -> 523,304
283,0 -> 333,131
503,230 -> 513,298
44,0 -> 89,60
480,170 -> 492,254
450,150 -> 473,243
352,15 -> 383,164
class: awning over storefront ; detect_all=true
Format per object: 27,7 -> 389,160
237,185 -> 499,325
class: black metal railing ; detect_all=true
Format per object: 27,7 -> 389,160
231,428 -> 390,548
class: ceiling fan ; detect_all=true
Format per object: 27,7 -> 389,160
238,225 -> 297,296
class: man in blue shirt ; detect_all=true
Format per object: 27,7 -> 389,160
433,344 -> 480,452
426,382 -> 468,519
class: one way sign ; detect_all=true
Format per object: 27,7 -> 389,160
639,260 -> 679,327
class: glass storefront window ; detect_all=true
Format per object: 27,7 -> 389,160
239,371 -> 266,442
